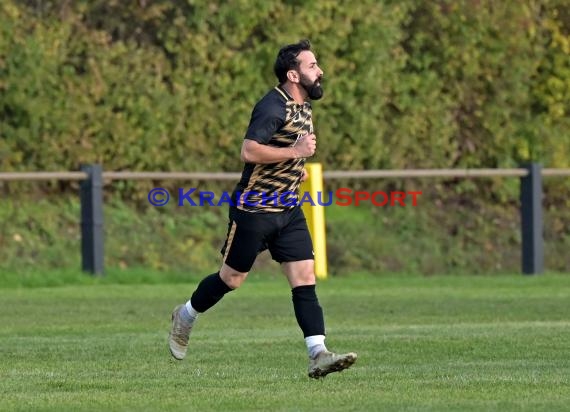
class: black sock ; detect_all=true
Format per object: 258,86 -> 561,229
190,272 -> 233,313
292,284 -> 325,337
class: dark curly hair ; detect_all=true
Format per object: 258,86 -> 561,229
274,39 -> 312,85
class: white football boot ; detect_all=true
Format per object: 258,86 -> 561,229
168,304 -> 193,360
308,350 -> 357,379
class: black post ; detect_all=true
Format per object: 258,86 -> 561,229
80,164 -> 104,275
520,163 -> 543,275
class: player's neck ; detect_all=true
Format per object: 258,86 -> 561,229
281,83 -> 307,105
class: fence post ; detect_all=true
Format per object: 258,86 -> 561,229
80,164 -> 104,275
299,163 -> 328,279
520,163 -> 543,275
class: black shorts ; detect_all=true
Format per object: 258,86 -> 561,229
220,206 -> 314,272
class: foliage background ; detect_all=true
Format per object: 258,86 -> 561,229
0,0 -> 569,275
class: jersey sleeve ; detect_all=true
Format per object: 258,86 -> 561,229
244,98 -> 285,145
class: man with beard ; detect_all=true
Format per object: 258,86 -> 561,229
168,39 -> 357,379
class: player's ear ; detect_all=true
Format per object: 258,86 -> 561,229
287,70 -> 300,83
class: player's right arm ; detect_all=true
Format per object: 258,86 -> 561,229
240,93 -> 316,164
241,135 -> 316,164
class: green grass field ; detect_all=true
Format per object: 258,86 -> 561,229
1,274 -> 569,411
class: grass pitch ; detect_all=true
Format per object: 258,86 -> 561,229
1,274 -> 569,411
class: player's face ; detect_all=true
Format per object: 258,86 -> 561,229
297,51 -> 324,100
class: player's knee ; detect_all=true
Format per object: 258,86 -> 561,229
220,265 -> 248,289
224,275 -> 246,289
282,260 -> 316,287
291,269 -> 315,286
299,271 -> 316,285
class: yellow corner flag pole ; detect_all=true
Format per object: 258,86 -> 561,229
300,163 -> 328,279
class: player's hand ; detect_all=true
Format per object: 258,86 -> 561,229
301,168 -> 309,182
293,134 -> 316,158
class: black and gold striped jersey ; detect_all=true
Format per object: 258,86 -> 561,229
232,85 -> 313,212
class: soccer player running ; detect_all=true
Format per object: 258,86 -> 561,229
168,39 -> 357,379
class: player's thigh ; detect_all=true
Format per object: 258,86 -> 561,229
268,207 -> 314,266
221,208 -> 275,273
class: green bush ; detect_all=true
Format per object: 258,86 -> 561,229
1,0 -> 568,179
1,0 -> 569,275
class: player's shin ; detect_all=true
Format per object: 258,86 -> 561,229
190,272 -> 234,313
291,284 -> 328,358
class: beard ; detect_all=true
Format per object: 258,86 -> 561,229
300,74 -> 323,100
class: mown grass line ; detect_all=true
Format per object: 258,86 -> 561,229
1,275 -> 569,411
